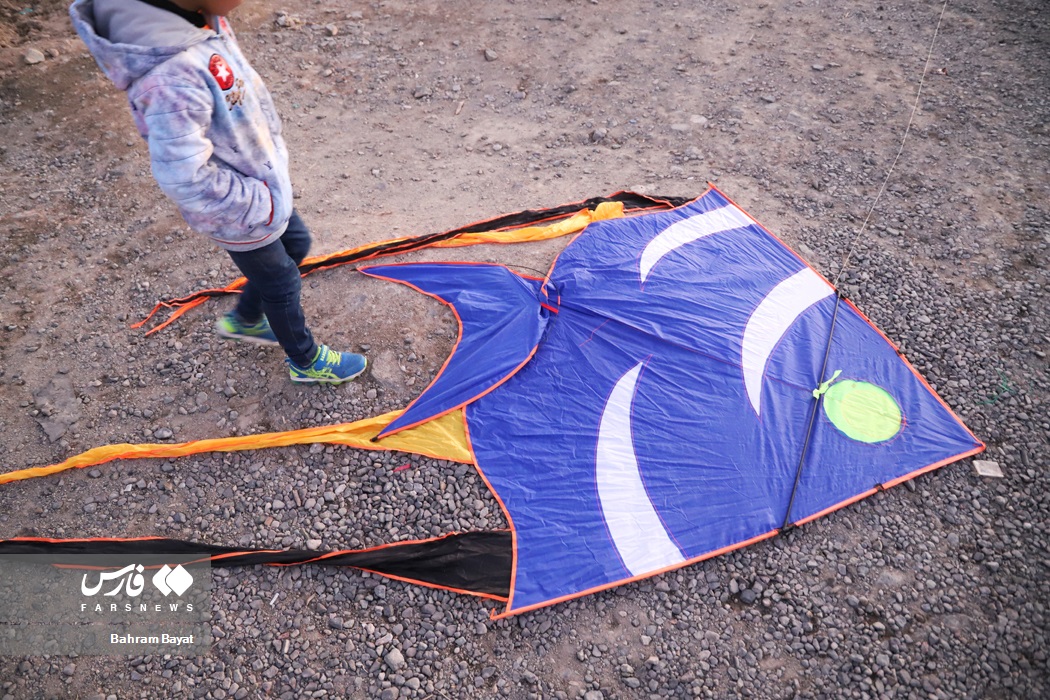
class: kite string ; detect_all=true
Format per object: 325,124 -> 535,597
831,0 -> 950,288
782,0 -> 949,530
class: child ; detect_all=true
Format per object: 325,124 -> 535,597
70,0 -> 366,384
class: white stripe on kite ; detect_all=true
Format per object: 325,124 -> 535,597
639,204 -> 755,283
596,362 -> 686,575
742,268 -> 834,416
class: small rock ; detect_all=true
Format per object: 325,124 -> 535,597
24,48 -> 45,65
384,648 -> 406,670
973,460 -> 1003,478
154,428 -> 174,440
306,539 -> 323,550
483,48 -> 498,62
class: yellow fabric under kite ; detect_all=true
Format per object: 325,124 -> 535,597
0,410 -> 471,485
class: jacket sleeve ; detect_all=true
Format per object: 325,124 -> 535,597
138,80 -> 273,236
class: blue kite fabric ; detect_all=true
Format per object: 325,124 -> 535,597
362,187 -> 983,617
359,263 -> 551,438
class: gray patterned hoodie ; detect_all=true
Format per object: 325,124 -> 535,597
69,0 -> 292,250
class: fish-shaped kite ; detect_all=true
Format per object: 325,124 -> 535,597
360,187 -> 983,615
1,188 -> 982,619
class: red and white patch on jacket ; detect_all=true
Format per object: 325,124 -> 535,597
209,54 -> 235,90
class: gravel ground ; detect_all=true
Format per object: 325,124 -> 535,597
0,0 -> 1047,698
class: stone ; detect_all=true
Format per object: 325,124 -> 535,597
32,375 -> 80,442
384,648 -> 406,670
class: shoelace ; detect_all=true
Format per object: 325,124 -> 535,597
316,346 -> 340,367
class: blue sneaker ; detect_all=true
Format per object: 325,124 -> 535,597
215,312 -> 280,346
286,345 -> 367,384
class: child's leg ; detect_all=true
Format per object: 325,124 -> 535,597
279,210 -> 312,266
232,211 -> 311,322
227,213 -> 317,366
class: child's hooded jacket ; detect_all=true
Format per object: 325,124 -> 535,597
70,0 -> 293,251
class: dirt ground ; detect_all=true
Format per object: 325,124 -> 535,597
0,0 -> 1047,698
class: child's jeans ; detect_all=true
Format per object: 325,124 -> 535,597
227,210 -> 318,367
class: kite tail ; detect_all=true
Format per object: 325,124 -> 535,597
0,410 -> 473,486
0,531 -> 512,600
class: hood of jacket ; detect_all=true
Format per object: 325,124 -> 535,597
69,0 -> 215,91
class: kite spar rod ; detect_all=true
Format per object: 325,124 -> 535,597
780,291 -> 845,532
780,0 -> 951,531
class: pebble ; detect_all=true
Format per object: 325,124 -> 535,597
384,649 -> 406,670
23,48 -> 45,65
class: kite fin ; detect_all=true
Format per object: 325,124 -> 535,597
359,263 -> 552,439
